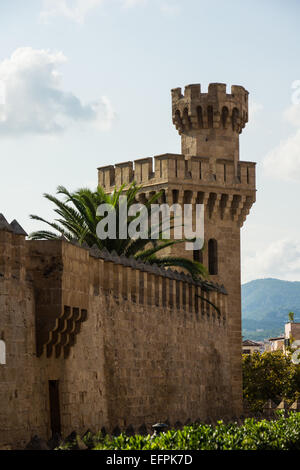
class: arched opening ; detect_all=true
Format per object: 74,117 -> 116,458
232,107 -> 239,131
0,340 -> 6,365
182,108 -> 192,130
49,380 -> 61,437
208,239 -> 218,275
184,160 -> 191,178
221,106 -> 229,128
183,190 -> 193,204
172,189 -> 179,203
197,106 -> 203,128
207,106 -> 214,128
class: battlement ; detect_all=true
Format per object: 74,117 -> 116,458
0,214 -> 28,237
171,83 -> 248,135
172,83 -> 247,101
0,214 -> 27,280
98,154 -> 256,191
98,82 -> 253,190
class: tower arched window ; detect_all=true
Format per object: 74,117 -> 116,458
208,239 -> 218,275
183,108 -> 192,130
232,107 -> 239,131
207,106 -> 213,128
197,106 -> 203,128
221,106 -> 229,128
0,340 -> 6,365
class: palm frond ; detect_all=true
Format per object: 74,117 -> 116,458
148,256 -> 208,280
28,230 -> 63,240
29,183 -> 208,282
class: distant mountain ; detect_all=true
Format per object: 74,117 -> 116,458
242,278 -> 300,341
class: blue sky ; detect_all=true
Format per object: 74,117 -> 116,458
1,0 -> 300,282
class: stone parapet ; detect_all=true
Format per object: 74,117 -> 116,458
171,83 -> 248,135
98,154 -> 256,189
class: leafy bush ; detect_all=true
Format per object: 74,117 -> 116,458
242,351 -> 300,411
84,412 -> 300,450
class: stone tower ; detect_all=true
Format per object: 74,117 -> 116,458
172,83 -> 248,175
170,83 -> 255,414
98,82 -> 256,416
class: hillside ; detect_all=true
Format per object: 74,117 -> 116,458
242,278 -> 300,341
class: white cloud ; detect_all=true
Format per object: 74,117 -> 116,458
263,98 -> 300,181
283,103 -> 300,127
0,47 -> 115,135
40,0 -> 105,24
242,239 -> 300,283
97,95 -> 116,131
264,128 -> 300,181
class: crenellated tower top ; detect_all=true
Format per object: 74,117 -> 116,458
171,83 -> 249,174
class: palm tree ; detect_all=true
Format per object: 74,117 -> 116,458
29,182 -> 207,280
288,311 -> 295,323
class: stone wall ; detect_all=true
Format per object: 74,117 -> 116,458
0,219 -> 233,449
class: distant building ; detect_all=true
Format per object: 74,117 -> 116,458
264,322 -> 300,353
265,336 -> 284,352
242,339 -> 262,355
284,322 -> 300,352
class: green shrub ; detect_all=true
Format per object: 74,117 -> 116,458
89,412 -> 300,450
